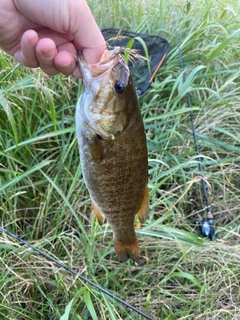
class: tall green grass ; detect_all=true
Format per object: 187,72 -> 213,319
0,0 -> 240,319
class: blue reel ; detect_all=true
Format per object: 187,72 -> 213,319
196,217 -> 216,240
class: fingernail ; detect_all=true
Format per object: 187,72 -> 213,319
42,46 -> 55,59
28,34 -> 37,46
60,62 -> 71,68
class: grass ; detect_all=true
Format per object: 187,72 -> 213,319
0,0 -> 240,319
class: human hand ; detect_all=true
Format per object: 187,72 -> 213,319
0,0 -> 106,77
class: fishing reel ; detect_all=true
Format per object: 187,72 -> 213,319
195,213 -> 216,240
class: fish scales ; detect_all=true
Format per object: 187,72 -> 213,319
76,48 -> 149,261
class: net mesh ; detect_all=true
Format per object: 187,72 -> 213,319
101,28 -> 170,95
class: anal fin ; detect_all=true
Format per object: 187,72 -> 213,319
91,200 -> 105,225
136,184 -> 149,224
135,217 -> 141,230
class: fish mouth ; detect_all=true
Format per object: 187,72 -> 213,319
78,47 -> 122,80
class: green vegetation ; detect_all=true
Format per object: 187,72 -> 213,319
0,0 -> 239,319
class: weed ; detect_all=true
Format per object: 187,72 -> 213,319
0,0 -> 240,319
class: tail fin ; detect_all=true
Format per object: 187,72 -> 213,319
114,237 -> 140,262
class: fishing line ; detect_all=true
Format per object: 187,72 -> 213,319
0,226 -> 154,320
172,6 -> 215,239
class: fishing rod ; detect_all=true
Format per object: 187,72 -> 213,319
173,9 -> 216,240
0,226 -> 154,320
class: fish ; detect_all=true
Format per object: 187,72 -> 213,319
76,47 -> 149,262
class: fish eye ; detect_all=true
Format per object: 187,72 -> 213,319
114,80 -> 125,93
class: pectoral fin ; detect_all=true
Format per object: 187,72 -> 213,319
88,135 -> 103,164
136,184 -> 149,224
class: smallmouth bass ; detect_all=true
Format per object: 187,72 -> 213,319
76,48 -> 149,261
